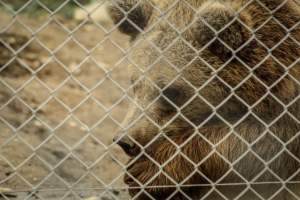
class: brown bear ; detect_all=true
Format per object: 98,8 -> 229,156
109,0 -> 300,199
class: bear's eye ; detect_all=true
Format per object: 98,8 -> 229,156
162,87 -> 184,107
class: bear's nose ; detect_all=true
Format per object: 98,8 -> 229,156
113,135 -> 139,156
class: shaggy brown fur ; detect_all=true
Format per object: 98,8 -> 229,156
109,0 -> 300,199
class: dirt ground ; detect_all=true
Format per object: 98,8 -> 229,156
0,10 -> 132,200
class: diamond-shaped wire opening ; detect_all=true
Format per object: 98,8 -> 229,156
54,116 -> 88,148
233,114 -> 266,144
92,77 -> 125,109
252,132 -> 284,162
217,133 -> 248,163
256,18 -> 288,49
18,38 -> 51,71
36,136 -> 69,168
54,38 -> 88,68
149,23 -> 182,53
91,153 -> 124,186
91,38 -> 126,68
54,155 -> 87,185
269,113 -> 300,143
17,155 -> 51,186
36,97 -> 69,128
216,95 -> 249,124
234,78 -> 266,109
73,136 -> 107,166
233,152 -> 266,181
254,56 -> 286,86
270,75 -> 299,105
36,59 -> 69,90
0,97 -> 33,129
197,78 -> 231,106
109,0 -> 152,35
73,20 -> 107,48
252,94 -> 285,124
166,0 -> 197,32
0,33 -> 35,76
198,152 -> 231,183
73,97 -> 106,128
269,151 -> 300,181
71,57 -> 107,89
18,78 -> 51,109
197,117 -> 231,145
14,1 -> 52,31
92,117 -> 121,147
55,78 -> 87,109
18,117 -> 51,149
119,114 -> 160,149
181,95 -> 214,126
1,137 -> 34,167
36,20 -> 69,51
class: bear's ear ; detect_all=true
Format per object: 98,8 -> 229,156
193,2 -> 252,61
109,0 -> 153,38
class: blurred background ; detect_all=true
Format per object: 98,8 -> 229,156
0,0 -> 132,199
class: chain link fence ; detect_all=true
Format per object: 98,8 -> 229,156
0,0 -> 300,199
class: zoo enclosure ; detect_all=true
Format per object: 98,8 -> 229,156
0,0 -> 300,200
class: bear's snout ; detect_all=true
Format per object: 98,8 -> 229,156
113,135 -> 140,157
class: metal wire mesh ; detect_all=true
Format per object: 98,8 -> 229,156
0,0 -> 300,199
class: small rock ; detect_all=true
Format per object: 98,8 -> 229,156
51,150 -> 66,159
34,120 -> 43,127
7,37 -> 16,44
32,60 -> 41,69
40,56 -> 49,64
70,62 -> 81,75
80,126 -> 88,131
0,187 -> 17,198
5,171 -> 12,176
110,189 -> 120,196
0,187 -> 12,193
85,197 -> 98,200
69,121 -> 77,127
24,52 -> 37,60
